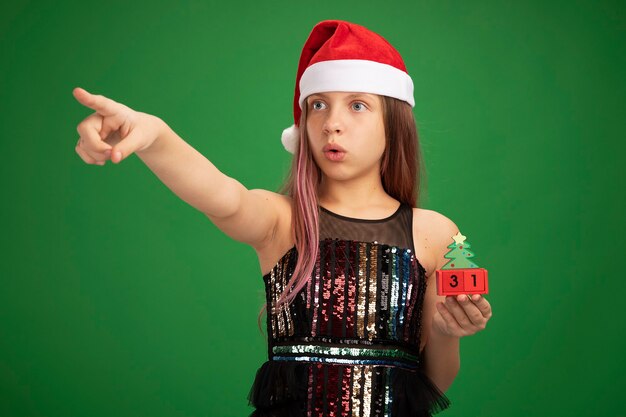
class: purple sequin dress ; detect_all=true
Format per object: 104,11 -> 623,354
248,204 -> 450,417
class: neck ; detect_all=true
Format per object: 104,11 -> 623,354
318,171 -> 398,216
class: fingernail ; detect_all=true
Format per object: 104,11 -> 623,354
114,151 -> 122,161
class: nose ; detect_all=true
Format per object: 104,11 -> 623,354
322,106 -> 344,136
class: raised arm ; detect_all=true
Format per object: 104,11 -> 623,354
134,121 -> 289,248
73,87 -> 287,250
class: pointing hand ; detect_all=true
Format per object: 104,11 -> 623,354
73,87 -> 164,165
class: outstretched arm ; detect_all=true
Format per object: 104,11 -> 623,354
73,87 -> 285,250
135,121 -> 285,248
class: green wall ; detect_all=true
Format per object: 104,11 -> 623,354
1,1 -> 623,416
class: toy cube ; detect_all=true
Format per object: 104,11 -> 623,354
436,268 -> 489,296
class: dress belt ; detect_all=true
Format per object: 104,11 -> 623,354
271,343 -> 420,370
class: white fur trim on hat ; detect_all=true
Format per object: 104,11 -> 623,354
298,59 -> 415,109
281,124 -> 299,154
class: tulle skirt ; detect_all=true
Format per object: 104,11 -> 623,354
247,360 -> 450,417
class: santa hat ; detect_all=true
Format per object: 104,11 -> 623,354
281,20 -> 415,153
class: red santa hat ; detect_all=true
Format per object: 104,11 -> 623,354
281,20 -> 415,153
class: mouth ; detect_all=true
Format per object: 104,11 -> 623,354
322,144 -> 346,162
323,144 -> 346,153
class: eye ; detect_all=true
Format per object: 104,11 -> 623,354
351,102 -> 367,112
311,100 -> 326,111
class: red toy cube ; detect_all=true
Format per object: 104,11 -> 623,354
436,268 -> 489,296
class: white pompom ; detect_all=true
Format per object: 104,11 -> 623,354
281,124 -> 300,154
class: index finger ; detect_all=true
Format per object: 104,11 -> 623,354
72,87 -> 118,116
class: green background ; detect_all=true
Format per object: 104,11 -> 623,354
1,1 -> 624,416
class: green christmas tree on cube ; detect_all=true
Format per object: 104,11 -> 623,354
436,232 -> 488,295
441,232 -> 479,270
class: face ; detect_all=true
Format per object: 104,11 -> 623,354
305,91 -> 386,183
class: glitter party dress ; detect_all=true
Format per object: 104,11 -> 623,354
248,203 -> 451,417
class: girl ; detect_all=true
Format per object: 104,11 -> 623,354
73,20 -> 492,417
